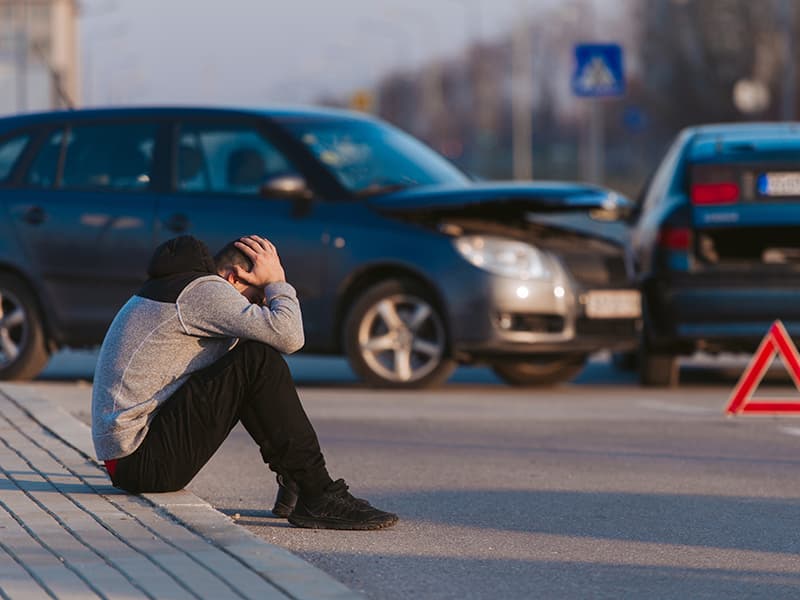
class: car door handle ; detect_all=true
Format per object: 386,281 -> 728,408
22,206 -> 46,225
165,213 -> 189,233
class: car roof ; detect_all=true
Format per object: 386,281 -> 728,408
682,122 -> 800,161
0,105 -> 376,132
686,122 -> 800,136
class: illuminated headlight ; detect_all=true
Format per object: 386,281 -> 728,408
453,235 -> 551,280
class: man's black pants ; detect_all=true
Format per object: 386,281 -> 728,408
111,341 -> 333,497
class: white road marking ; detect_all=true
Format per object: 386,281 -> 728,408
778,426 -> 800,437
637,399 -> 720,415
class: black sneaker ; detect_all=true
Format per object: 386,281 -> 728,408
288,479 -> 398,530
271,474 -> 299,518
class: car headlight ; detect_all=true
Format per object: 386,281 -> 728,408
453,235 -> 551,280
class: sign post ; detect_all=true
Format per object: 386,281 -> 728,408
571,43 -> 625,184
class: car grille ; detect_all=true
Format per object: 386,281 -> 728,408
558,254 -> 628,287
496,313 -> 565,333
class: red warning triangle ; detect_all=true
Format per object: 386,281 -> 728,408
726,320 -> 800,414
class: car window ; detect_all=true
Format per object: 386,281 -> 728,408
27,123 -> 156,190
60,123 -> 156,191
26,129 -> 63,187
0,134 -> 29,181
279,118 -> 469,195
639,133 -> 688,217
176,125 -> 296,195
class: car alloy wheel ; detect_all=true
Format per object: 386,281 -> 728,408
0,274 -> 49,380
345,279 -> 455,388
0,288 -> 27,369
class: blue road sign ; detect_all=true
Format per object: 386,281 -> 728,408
572,44 -> 625,98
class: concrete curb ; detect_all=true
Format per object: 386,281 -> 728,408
5,385 -> 362,600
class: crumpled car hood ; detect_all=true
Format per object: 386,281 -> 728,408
367,181 -> 629,216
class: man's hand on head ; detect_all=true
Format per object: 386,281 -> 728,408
233,235 -> 286,287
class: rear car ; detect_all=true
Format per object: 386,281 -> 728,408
631,122 -> 800,386
0,106 -> 640,387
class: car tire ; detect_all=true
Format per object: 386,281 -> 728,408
639,347 -> 679,387
344,279 -> 456,389
0,273 -> 49,381
491,354 -> 588,387
638,292 -> 679,387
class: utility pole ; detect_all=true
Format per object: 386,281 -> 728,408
587,101 -> 604,184
781,0 -> 796,121
511,4 -> 533,180
14,2 -> 29,113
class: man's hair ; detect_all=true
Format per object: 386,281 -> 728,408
214,240 -> 253,274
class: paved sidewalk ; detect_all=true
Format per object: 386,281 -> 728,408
0,386 -> 360,599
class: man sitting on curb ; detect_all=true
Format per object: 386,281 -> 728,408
91,234 -> 397,530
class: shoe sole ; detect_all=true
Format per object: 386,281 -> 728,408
288,513 -> 398,531
271,502 -> 294,518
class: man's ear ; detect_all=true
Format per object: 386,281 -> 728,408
219,267 -> 237,285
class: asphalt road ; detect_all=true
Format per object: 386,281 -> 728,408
25,351 -> 800,599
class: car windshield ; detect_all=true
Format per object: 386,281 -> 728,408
279,118 -> 470,195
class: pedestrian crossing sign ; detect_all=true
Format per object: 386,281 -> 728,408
572,44 -> 625,98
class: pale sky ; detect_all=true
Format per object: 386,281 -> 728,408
79,0 -> 617,106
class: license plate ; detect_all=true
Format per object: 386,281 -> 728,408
585,290 -> 641,319
757,172 -> 800,197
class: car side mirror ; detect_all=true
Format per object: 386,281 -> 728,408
260,175 -> 314,201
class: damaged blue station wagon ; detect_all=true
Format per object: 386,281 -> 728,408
0,106 -> 640,387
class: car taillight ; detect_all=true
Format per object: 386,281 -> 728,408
690,182 -> 739,205
657,226 -> 692,250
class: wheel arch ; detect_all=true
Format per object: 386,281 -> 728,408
0,263 -> 57,350
333,263 -> 452,355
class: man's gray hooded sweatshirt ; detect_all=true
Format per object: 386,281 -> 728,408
91,236 -> 304,461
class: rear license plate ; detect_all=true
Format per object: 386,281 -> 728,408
757,172 -> 800,197
585,290 -> 641,319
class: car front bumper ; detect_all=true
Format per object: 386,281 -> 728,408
438,264 -> 642,361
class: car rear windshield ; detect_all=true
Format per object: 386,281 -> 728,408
277,118 -> 469,195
